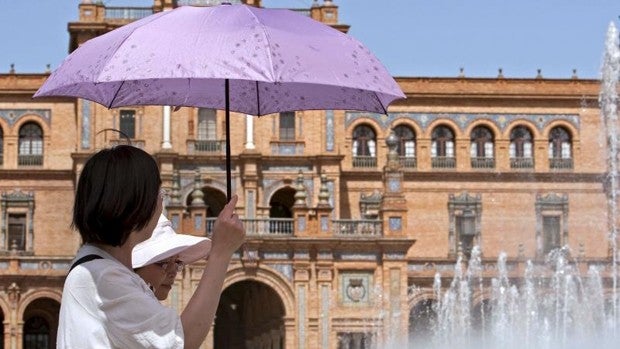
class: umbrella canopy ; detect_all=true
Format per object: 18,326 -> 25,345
35,3 -> 405,198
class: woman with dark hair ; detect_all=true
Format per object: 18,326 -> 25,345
57,145 -> 245,349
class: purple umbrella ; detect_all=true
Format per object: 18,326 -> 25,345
35,4 -> 405,199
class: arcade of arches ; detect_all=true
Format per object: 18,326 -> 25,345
0,293 -> 60,349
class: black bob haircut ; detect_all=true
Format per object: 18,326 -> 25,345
72,145 -> 162,247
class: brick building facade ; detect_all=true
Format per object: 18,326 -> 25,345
0,1 -> 615,348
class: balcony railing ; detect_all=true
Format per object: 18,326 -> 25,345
207,218 -> 384,237
333,219 -> 383,237
270,141 -> 305,155
510,157 -> 534,169
105,7 -> 153,20
399,156 -> 417,169
431,156 -> 456,169
290,8 -> 311,17
18,155 -> 43,166
108,139 -> 145,148
352,156 -> 377,168
550,158 -> 573,170
206,218 -> 294,237
471,157 -> 495,169
193,139 -> 226,153
177,0 -> 242,5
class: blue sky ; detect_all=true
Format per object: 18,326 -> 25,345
1,0 -> 619,79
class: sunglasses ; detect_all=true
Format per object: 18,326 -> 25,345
154,259 -> 184,273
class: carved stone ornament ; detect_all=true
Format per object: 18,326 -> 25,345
346,278 -> 366,302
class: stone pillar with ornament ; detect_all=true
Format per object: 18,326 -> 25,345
187,169 -> 207,237
315,249 -> 334,349
293,253 -> 311,349
6,282 -> 20,349
292,171 -> 310,237
314,172 -> 334,236
380,131 -> 408,236
239,150 -> 260,220
165,170 -> 185,232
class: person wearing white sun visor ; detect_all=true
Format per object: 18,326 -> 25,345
133,214 -> 211,300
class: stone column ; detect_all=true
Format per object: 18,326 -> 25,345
162,106 -> 172,149
293,257 -> 310,349
245,114 -> 255,149
7,282 -> 20,349
316,255 -> 333,349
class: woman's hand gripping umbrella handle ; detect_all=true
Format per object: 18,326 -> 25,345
211,195 -> 245,256
180,195 -> 245,349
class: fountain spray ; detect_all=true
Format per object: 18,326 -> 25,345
599,21 -> 620,333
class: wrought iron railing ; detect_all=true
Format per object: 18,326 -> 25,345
549,158 -> 573,170
108,139 -> 145,148
471,157 -> 495,169
105,7 -> 153,20
333,219 -> 383,237
193,139 -> 226,153
352,156 -> 377,168
399,156 -> 417,169
431,156 -> 456,169
18,155 -> 43,166
289,8 -> 311,17
177,0 -> 242,5
270,141 -> 305,155
510,157 -> 534,169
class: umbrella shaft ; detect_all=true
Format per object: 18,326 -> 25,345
225,79 -> 232,201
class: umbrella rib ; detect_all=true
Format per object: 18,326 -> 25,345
107,80 -> 126,109
372,91 -> 388,115
242,6 -> 276,81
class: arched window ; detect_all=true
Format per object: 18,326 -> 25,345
393,125 -> 416,168
509,126 -> 533,169
470,126 -> 495,169
18,122 -> 43,166
549,126 -> 573,170
352,125 -> 377,168
23,316 -> 51,349
393,125 -> 415,157
431,125 -> 455,168
0,126 -> 4,166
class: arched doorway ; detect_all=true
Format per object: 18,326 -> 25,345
22,298 -> 60,349
471,299 -> 492,337
202,187 -> 226,217
269,187 -> 295,234
408,299 -> 437,348
214,280 -> 286,349
269,187 -> 295,219
1,308 -> 4,349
